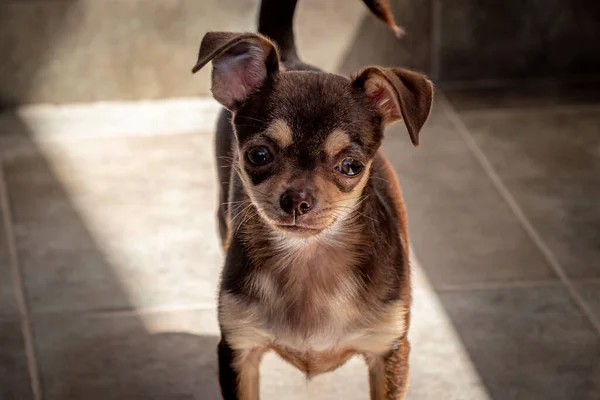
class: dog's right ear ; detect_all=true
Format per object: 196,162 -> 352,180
192,32 -> 280,110
352,67 -> 433,146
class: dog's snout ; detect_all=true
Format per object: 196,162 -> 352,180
280,190 -> 314,215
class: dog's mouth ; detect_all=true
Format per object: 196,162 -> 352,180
254,204 -> 338,237
274,223 -> 324,236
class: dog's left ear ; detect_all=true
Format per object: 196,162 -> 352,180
353,67 -> 433,146
192,32 -> 280,110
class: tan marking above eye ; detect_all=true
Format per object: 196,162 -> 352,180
265,119 -> 293,148
324,130 -> 351,158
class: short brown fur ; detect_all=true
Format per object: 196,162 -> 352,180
193,2 -> 433,399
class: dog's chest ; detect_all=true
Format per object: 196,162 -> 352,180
264,239 -> 361,331
220,238 -> 407,365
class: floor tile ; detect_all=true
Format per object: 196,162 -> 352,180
575,282 -> 600,322
4,134 -> 223,313
0,190 -> 19,318
444,79 -> 600,112
408,287 -> 491,399
0,110 -> 32,157
33,310 -> 221,400
460,106 -> 600,279
438,286 -> 600,400
0,321 -> 34,400
381,98 -> 555,289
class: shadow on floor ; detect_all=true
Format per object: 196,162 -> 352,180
47,331 -> 220,399
0,110 -> 223,400
336,8 -> 600,400
1,0 -> 222,397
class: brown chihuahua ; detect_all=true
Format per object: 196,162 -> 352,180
192,1 -> 433,399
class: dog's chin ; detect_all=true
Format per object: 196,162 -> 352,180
254,205 -> 339,238
273,223 -> 324,238
261,214 -> 331,238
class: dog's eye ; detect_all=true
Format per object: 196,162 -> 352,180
336,157 -> 364,177
246,146 -> 273,166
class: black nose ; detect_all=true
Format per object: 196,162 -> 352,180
280,190 -> 314,215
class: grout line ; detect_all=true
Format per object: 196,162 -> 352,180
570,277 -> 600,286
30,127 -> 208,143
29,303 -> 218,320
453,102 -> 600,119
84,304 -> 218,318
0,157 -> 43,400
434,279 -> 562,293
438,74 -> 600,91
439,93 -> 600,336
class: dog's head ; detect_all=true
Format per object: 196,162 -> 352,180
193,32 -> 433,237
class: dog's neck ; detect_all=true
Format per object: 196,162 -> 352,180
237,202 -> 370,331
241,198 -> 371,274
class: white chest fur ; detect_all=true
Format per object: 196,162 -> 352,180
220,233 -> 407,357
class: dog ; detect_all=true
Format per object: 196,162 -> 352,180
192,0 -> 433,398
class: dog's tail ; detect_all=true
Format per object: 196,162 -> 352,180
258,0 -> 402,67
257,0 -> 301,66
362,0 -> 404,38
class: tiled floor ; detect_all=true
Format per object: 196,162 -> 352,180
0,82 -> 599,399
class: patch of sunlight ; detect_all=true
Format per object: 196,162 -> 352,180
20,100 -> 223,320
15,98 -> 221,140
408,252 -> 492,400
17,100 -> 490,399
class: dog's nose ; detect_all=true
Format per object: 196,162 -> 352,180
280,190 -> 313,215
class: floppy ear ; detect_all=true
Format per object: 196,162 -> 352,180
353,67 -> 433,146
192,32 -> 280,110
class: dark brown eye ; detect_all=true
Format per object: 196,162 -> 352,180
337,157 -> 364,177
246,146 -> 273,166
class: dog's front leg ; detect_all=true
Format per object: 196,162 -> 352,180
218,338 -> 265,400
366,336 -> 410,400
